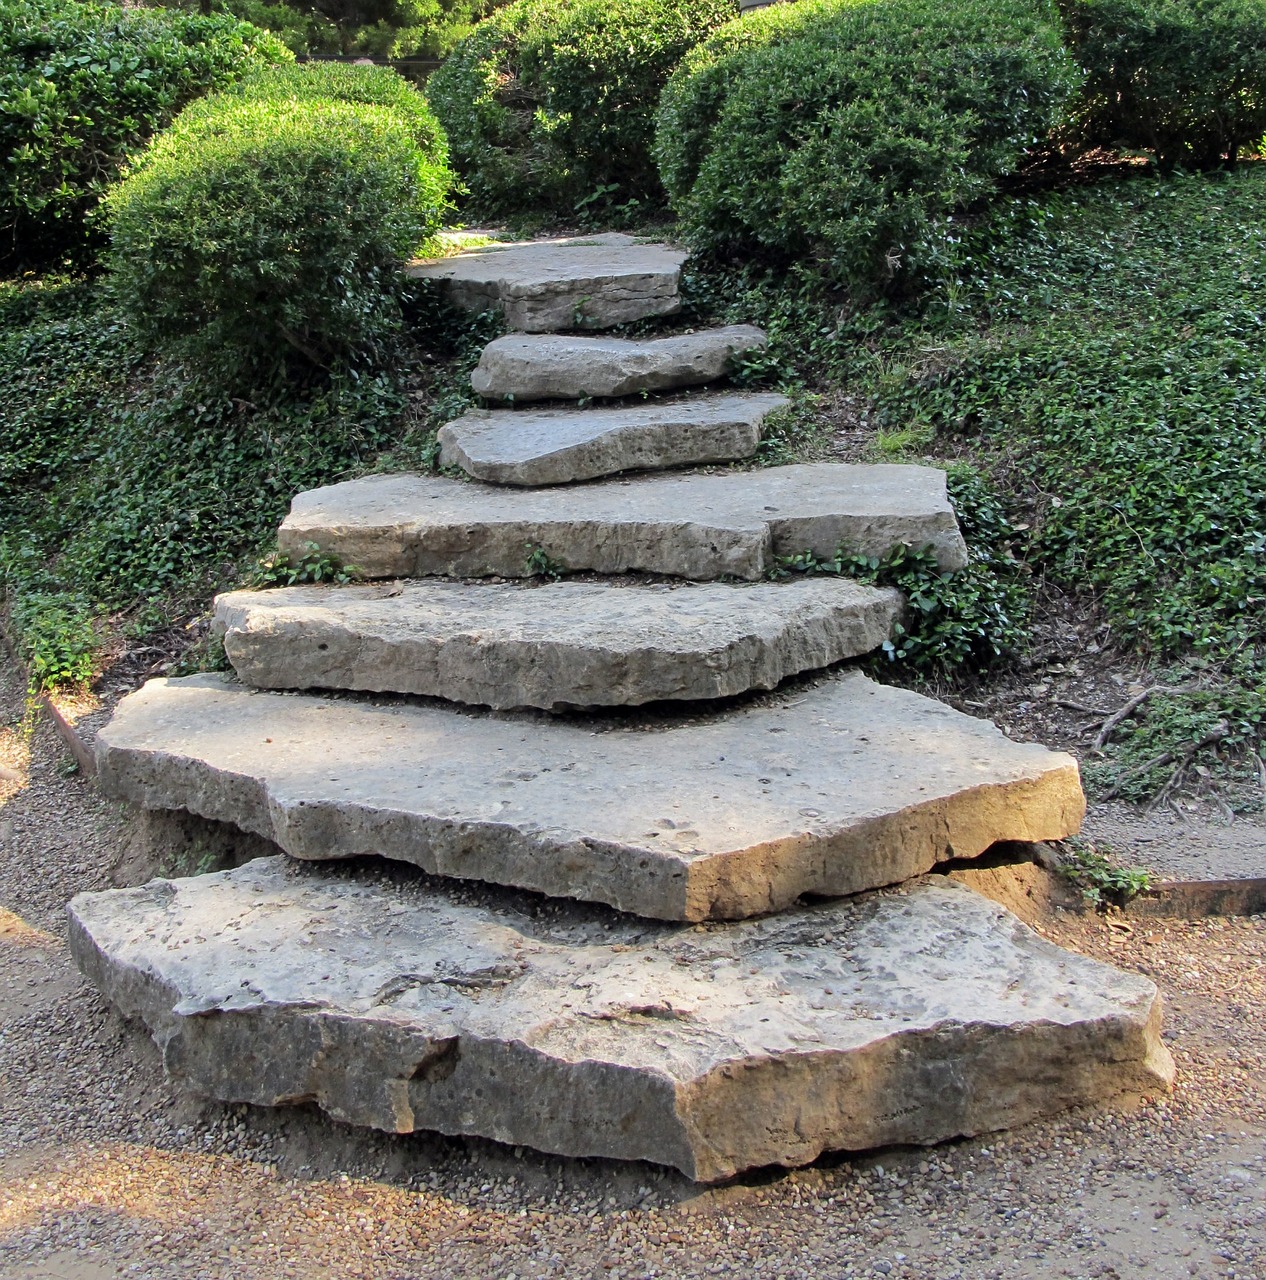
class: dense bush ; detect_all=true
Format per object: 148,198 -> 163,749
0,0 -> 289,266
1057,0 -> 1266,170
105,82 -> 452,388
427,0 -> 735,216
228,60 -> 449,158
201,0 -> 508,58
656,0 -> 1080,296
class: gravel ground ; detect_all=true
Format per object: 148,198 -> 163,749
2,655 -> 1264,1280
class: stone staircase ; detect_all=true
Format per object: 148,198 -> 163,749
68,234 -> 1173,1181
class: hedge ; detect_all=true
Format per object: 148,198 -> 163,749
0,0 -> 289,266
105,88 -> 452,388
655,0 -> 1081,296
1057,0 -> 1266,170
427,0 -> 736,216
228,60 -> 449,159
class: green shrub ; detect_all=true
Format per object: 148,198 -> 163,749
656,0 -> 1080,297
228,60 -> 448,159
427,0 -> 736,216
105,90 -> 452,388
5,590 -> 97,691
1057,0 -> 1266,170
0,0 -> 289,266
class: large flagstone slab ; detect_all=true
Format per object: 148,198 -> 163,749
277,463 -> 969,581
68,860 -> 1174,1182
94,672 -> 1085,921
437,393 -> 787,486
213,577 -> 901,709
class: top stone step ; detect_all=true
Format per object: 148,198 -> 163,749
470,325 -> 769,403
407,233 -> 688,332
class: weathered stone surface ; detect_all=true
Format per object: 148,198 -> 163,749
94,672 -> 1085,921
470,326 -> 769,402
68,860 -> 1174,1182
213,578 -> 902,708
278,463 -> 969,581
407,234 -> 687,332
437,393 -> 787,486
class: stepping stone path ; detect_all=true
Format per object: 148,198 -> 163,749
408,233 -> 688,332
437,392 -> 788,485
470,324 -> 769,401
278,463 -> 969,580
70,862 -> 1173,1183
73,234 -> 1172,1179
213,578 -> 903,709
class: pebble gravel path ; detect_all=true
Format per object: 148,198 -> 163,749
1,658 -> 1263,1280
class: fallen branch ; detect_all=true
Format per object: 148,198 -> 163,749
1093,686 -> 1165,751
1149,721 -> 1233,814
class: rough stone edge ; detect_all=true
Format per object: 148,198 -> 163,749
213,582 -> 903,709
93,723 -> 1087,922
66,869 -> 1176,1182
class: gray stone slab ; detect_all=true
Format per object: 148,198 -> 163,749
470,326 -> 769,402
407,234 -> 687,332
213,578 -> 902,709
437,393 -> 788,486
68,860 -> 1174,1182
277,463 -> 969,581
94,672 -> 1085,921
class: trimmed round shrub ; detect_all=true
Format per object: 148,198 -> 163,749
656,0 -> 1081,296
427,0 -> 737,216
105,93 -> 453,387
0,0 -> 290,266
227,60 -> 449,160
1057,0 -> 1266,170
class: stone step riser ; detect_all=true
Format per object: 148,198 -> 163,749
437,393 -> 789,486
278,463 -> 969,582
214,579 -> 902,709
470,326 -> 769,402
69,861 -> 1174,1182
94,672 -> 1085,922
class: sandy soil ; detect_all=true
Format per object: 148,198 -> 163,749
1,655 -> 1264,1280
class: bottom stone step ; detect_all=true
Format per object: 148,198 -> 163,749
69,859 -> 1173,1182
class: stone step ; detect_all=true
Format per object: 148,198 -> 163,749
213,578 -> 902,709
470,325 -> 769,403
407,233 -> 687,332
69,859 -> 1174,1182
437,393 -> 789,487
95,672 -> 1084,922
278,463 -> 968,581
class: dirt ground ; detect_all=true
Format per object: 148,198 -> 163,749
2,652 -> 1264,1280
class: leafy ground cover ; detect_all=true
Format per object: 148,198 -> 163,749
866,167 -> 1266,803
0,275 -> 484,685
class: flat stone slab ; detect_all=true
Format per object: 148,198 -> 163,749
470,325 -> 769,402
278,463 -> 969,581
407,234 -> 687,332
68,860 -> 1174,1182
213,578 -> 902,709
94,672 -> 1085,921
437,393 -> 788,486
